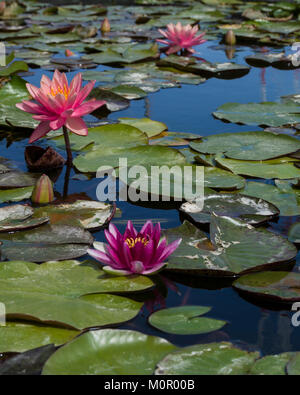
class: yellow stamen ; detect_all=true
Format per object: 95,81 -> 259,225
50,84 -> 70,100
125,236 -> 150,248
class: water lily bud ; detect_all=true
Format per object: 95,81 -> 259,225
65,49 -> 75,57
101,18 -> 110,33
225,30 -> 236,46
31,174 -> 54,204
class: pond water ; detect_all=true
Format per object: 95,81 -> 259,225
2,44 -> 299,356
1,0 -> 300,374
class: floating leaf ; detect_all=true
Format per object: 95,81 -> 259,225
163,217 -> 297,276
149,305 -> 226,335
233,272 -> 300,303
288,223 -> 300,243
287,353 -> 300,375
118,117 -> 167,138
215,155 -> 300,179
190,132 -> 300,161
241,181 -> 300,216
0,186 -> 34,204
249,353 -> 295,375
88,87 -> 130,112
33,200 -> 114,230
0,322 -> 79,353
51,124 -> 148,151
180,192 -> 279,225
0,225 -> 93,262
74,145 -> 186,173
213,102 -> 300,127
155,342 -> 259,375
42,329 -> 176,375
0,260 -> 151,329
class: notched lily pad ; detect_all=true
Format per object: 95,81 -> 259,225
0,224 -> 94,262
233,271 -> 300,303
163,216 -> 297,277
180,193 -> 279,225
33,200 -> 115,231
190,131 -> 300,161
155,342 -> 259,375
148,305 -> 226,335
42,329 -> 176,375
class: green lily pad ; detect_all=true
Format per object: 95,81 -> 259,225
190,132 -> 300,161
288,223 -> 300,243
241,181 -> 300,216
51,124 -> 148,151
108,85 -> 147,100
0,322 -> 80,353
0,224 -> 93,262
0,171 -> 39,189
249,353 -> 295,375
88,87 -> 130,112
0,53 -> 28,77
0,76 -> 38,129
74,145 -> 186,173
0,260 -> 152,329
118,117 -> 167,138
180,192 -> 279,225
233,272 -> 300,303
33,200 -> 114,230
287,353 -> 300,375
155,342 -> 259,375
148,306 -> 226,335
163,216 -> 297,277
0,186 -> 34,204
213,102 -> 300,127
215,155 -> 300,179
42,329 -> 176,375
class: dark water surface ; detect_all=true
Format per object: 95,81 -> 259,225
3,38 -> 300,355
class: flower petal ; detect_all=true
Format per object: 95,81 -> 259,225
65,117 -> 88,136
28,121 -> 52,143
71,99 -> 105,118
87,248 -> 113,266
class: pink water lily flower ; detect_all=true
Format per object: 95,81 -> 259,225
16,70 -> 105,163
87,220 -> 181,276
157,22 -> 206,55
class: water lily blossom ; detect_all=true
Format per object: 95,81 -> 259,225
157,22 -> 206,55
87,220 -> 181,276
16,70 -> 105,163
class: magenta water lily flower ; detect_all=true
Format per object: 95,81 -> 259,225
157,22 -> 206,55
87,220 -> 181,276
16,70 -> 105,163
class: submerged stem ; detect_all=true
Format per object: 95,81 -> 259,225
63,125 -> 73,165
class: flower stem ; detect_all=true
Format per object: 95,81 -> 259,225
63,125 -> 73,165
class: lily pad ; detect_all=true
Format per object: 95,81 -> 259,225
240,181 -> 300,216
287,353 -> 300,375
0,260 -> 151,329
155,342 -> 259,375
88,87 -> 130,112
163,216 -> 297,277
51,124 -> 148,151
74,145 -> 186,174
0,76 -> 38,129
190,132 -> 300,161
33,200 -> 115,230
148,305 -> 226,335
118,117 -> 167,138
233,272 -> 300,303
215,155 -> 300,179
213,102 -> 300,127
288,222 -> 300,243
0,224 -> 93,262
0,186 -> 34,204
0,322 -> 80,353
42,329 -> 176,375
180,192 -> 279,225
249,353 -> 295,375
